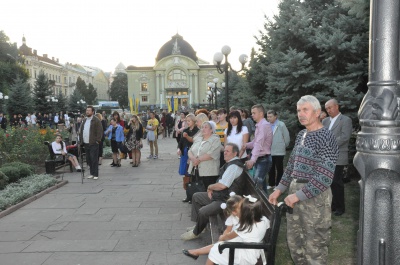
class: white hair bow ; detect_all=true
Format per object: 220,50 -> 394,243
220,203 -> 227,209
229,192 -> 236,197
244,195 -> 258,203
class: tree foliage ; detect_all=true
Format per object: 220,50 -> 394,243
32,71 -> 53,114
68,88 -> 85,113
109,72 -> 128,110
6,76 -> 32,116
248,0 -> 369,141
86,83 -> 97,105
0,30 -> 29,95
56,92 -> 67,113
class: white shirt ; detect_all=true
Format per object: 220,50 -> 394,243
224,125 -> 249,158
83,116 -> 92,144
54,115 -> 59,123
31,114 -> 36,124
329,113 -> 341,130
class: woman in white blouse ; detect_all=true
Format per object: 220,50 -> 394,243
224,111 -> 249,162
51,134 -> 82,171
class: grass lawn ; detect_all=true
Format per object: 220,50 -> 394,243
274,179 -> 360,264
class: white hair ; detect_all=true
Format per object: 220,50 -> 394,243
297,95 -> 321,111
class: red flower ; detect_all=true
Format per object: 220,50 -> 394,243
6,134 -> 9,137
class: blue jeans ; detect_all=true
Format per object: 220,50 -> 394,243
252,155 -> 272,194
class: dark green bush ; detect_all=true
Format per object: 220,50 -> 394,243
0,162 -> 34,183
0,171 -> 8,190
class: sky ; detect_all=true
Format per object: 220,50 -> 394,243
1,0 -> 280,73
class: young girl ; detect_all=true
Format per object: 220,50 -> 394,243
207,195 -> 270,265
182,194 -> 243,260
51,134 -> 82,172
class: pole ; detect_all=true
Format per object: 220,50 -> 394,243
214,83 -> 218,110
224,55 -> 229,111
354,0 -> 400,263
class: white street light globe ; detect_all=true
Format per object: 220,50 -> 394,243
213,77 -> 219,83
239,54 -> 248,64
4,96 -> 8,100
222,82 -> 226,88
221,45 -> 231,56
207,82 -> 213,87
217,91 -> 221,95
207,91 -> 212,95
213,52 -> 224,64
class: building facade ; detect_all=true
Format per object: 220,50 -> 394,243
126,34 -> 224,110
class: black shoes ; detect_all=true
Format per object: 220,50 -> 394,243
334,211 -> 344,216
182,198 -> 190,203
182,249 -> 199,260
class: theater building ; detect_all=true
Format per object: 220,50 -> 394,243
126,33 -> 224,110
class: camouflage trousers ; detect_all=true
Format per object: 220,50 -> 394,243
287,180 -> 332,265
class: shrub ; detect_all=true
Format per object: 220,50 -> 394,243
0,162 -> 35,183
0,174 -> 58,211
0,171 -> 8,190
0,127 -> 56,166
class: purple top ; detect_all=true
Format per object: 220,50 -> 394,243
246,118 -> 273,163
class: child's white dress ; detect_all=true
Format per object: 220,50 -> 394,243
225,215 -> 239,228
208,216 -> 270,265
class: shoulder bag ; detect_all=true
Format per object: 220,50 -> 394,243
186,166 -> 206,201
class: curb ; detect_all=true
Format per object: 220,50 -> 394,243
0,179 -> 68,219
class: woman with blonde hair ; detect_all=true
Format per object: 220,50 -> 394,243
125,115 -> 143,167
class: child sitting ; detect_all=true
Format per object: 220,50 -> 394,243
207,195 -> 270,265
52,134 -> 82,172
182,193 -> 242,260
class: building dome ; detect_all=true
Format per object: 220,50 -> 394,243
156,33 -> 198,63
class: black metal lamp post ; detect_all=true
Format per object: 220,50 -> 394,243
0,92 -> 9,113
354,0 -> 400,263
207,78 -> 221,109
77,99 -> 86,113
213,46 -> 248,111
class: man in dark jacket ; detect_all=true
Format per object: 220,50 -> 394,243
0,112 -> 7,131
78,106 -> 103,180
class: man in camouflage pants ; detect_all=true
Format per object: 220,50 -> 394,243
269,95 -> 338,265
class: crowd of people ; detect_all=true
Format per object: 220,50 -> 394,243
1,94 -> 353,264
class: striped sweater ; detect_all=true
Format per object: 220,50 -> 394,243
276,127 -> 338,201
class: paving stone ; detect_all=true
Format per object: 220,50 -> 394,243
0,241 -> 32,253
42,252 -> 150,265
114,238 -> 170,252
112,213 -> 181,222
0,231 -> 39,241
64,221 -> 140,231
23,239 -> 119,252
110,229 -> 174,240
31,230 -> 114,240
0,253 -> 52,265
0,209 -> 75,222
97,207 -> 160,215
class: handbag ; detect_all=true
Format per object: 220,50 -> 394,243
186,166 -> 206,201
178,146 -> 189,175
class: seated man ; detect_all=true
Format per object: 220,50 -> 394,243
181,143 -> 244,241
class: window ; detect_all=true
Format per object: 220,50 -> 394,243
168,69 -> 186,81
141,96 -> 148,102
141,83 -> 148,92
34,70 -> 37,78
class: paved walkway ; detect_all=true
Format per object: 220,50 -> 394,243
0,137 -> 211,264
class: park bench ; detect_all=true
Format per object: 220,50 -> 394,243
44,141 -> 73,175
209,170 -> 292,265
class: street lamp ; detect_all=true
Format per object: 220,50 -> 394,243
213,46 -> 248,111
0,92 -> 9,113
77,99 -> 86,112
47,96 -> 58,113
207,78 -> 221,109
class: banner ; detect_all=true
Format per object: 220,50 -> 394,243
135,98 -> 140,113
129,97 -> 134,113
171,95 -> 174,112
167,97 -> 172,112
174,97 -> 179,111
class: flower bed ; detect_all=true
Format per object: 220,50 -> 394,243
0,174 -> 58,211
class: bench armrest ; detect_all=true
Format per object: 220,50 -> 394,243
218,242 -> 271,253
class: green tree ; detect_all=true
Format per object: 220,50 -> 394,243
68,89 -> 85,113
250,0 -> 369,142
6,76 -> 32,116
75,77 -> 87,99
0,30 -> 29,95
56,92 -> 67,113
32,71 -> 53,114
109,72 -> 128,110
85,83 -> 97,105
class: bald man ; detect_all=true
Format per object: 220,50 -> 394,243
322,99 -> 352,216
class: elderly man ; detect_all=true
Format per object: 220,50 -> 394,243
269,95 -> 338,265
181,143 -> 244,241
323,99 -> 352,216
